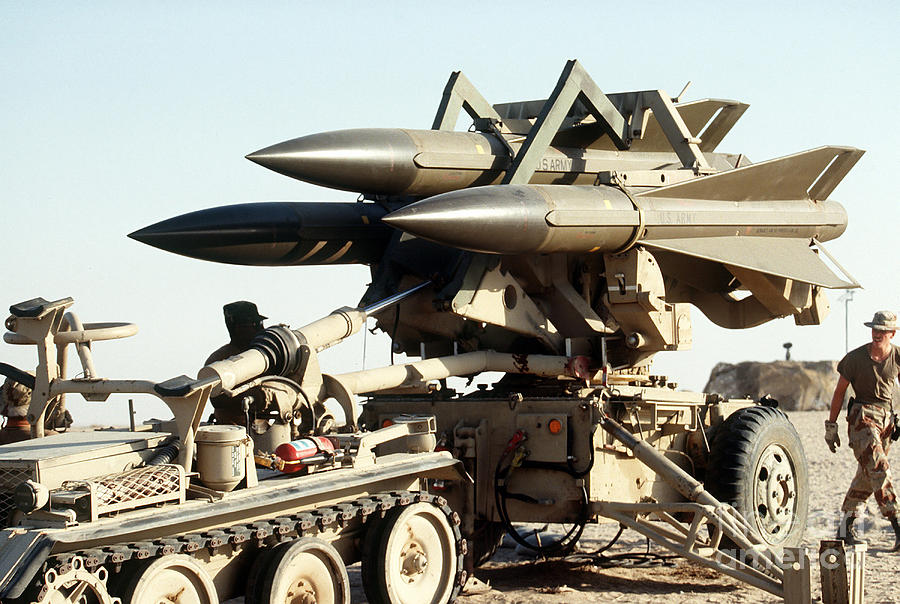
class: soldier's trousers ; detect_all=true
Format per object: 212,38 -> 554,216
841,403 -> 898,519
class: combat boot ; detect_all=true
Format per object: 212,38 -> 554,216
891,517 -> 900,552
837,513 -> 865,545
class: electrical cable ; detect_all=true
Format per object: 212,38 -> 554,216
492,430 -> 592,557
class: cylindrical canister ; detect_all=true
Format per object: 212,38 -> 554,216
195,425 -> 249,491
274,437 -> 336,474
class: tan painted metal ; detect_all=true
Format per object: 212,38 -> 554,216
330,351 -> 574,397
819,541 -> 866,604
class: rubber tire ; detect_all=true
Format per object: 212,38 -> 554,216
706,405 -> 809,548
360,514 -> 391,600
256,537 -> 350,604
361,502 -> 458,604
120,554 -> 218,604
244,545 -> 280,604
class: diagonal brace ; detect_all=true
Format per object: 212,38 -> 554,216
432,71 -> 506,132
503,59 -> 630,185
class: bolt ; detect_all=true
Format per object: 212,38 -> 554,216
402,552 -> 428,576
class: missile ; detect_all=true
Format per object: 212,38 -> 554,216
129,202 -> 392,266
382,183 -> 847,254
246,126 -> 743,198
384,147 -> 862,289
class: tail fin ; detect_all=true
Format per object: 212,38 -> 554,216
638,146 -> 864,202
635,99 -> 749,152
643,236 -> 857,288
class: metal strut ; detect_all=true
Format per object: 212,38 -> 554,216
596,414 -> 790,598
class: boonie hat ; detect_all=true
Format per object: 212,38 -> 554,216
223,301 -> 267,327
864,310 -> 899,331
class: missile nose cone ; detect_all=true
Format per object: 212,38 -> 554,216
383,185 -> 550,254
130,202 -> 391,266
247,128 -> 420,195
129,202 -> 301,265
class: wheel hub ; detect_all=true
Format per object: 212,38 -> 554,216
286,579 -> 317,604
400,544 -> 428,579
753,443 -> 796,542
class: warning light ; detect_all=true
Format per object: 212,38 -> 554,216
548,419 -> 563,434
381,418 -> 394,428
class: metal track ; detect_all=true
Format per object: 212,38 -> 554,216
21,490 -> 468,603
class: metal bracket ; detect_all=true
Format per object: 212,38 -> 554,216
432,71 -> 506,132
503,59 -> 631,185
627,90 -> 712,172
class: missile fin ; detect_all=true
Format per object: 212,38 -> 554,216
638,146 -> 865,202
634,99 -> 748,153
641,236 -> 855,289
694,101 -> 749,152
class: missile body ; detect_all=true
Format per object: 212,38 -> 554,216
382,184 -> 847,255
129,202 -> 391,266
246,128 -> 740,197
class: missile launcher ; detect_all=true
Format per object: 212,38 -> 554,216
136,60 -> 862,368
0,61 -> 857,601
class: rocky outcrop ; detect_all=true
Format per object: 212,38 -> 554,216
703,360 -> 838,411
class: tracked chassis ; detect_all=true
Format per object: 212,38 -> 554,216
0,295 -> 469,604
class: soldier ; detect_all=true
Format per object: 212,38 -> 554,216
0,374 -> 72,444
206,301 -> 267,424
0,377 -> 33,444
206,301 -> 267,364
826,310 -> 900,551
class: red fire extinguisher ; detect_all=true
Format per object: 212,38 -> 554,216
274,437 -> 339,474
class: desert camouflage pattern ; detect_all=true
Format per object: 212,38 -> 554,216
842,403 -> 898,518
1,376 -> 31,417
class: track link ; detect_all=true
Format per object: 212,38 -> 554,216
22,490 -> 467,603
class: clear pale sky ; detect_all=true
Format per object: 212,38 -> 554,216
2,1 -> 898,425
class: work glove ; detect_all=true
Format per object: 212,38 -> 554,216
824,420 -> 840,453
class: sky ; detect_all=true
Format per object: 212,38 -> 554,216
1,1 -> 898,426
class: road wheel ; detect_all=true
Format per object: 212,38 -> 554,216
706,405 -> 808,548
255,537 -> 349,604
244,545 -> 280,604
362,502 -> 458,604
121,555 -> 218,604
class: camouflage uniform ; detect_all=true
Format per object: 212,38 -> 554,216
0,375 -> 71,444
0,377 -> 32,445
1,377 -> 31,417
841,402 -> 898,518
829,310 -> 900,549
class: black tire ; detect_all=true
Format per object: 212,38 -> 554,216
361,502 -> 459,604
360,514 -> 391,601
705,405 -> 808,548
256,537 -> 350,604
244,545 -> 281,604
